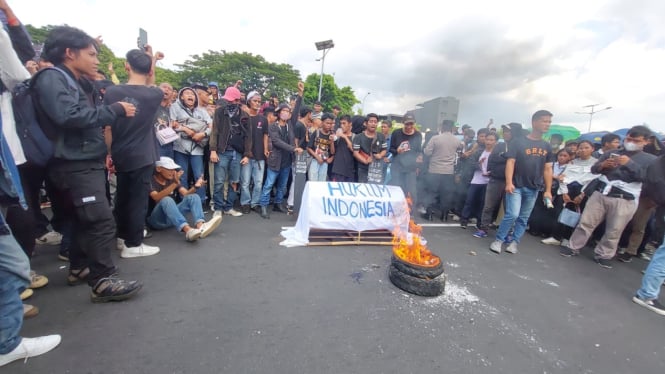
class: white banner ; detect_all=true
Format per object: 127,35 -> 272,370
280,181 -> 410,246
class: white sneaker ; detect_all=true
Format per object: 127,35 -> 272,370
0,335 -> 61,367
505,241 -> 518,254
200,216 -> 222,238
541,237 -> 561,246
35,231 -> 62,246
224,209 -> 243,217
185,228 -> 202,242
117,238 -> 126,251
213,210 -> 223,219
489,240 -> 503,253
120,243 -> 160,258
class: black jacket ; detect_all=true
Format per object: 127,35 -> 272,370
33,65 -> 124,165
643,156 -> 665,205
210,100 -> 251,157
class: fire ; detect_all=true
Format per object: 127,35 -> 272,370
392,197 -> 441,267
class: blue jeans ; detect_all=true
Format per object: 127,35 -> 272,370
212,150 -> 240,212
147,195 -> 204,232
173,152 -> 206,204
260,167 -> 290,206
636,243 -> 665,300
240,159 -> 265,207
496,186 -> 538,244
0,269 -> 25,354
308,160 -> 328,182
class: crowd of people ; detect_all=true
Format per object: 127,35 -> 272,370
1,1 -> 665,367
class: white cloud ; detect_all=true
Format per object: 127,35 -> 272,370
10,0 -> 665,132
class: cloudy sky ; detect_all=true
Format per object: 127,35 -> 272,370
12,0 -> 665,133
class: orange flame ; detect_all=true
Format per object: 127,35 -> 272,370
392,197 -> 441,267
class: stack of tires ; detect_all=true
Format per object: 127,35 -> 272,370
388,255 -> 445,297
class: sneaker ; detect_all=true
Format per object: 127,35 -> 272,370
287,205 -> 294,215
90,277 -> 142,303
559,246 -> 578,257
489,240 -> 503,254
20,289 -> 33,300
23,304 -> 39,319
199,216 -> 222,239
213,210 -> 223,219
241,205 -> 251,214
632,295 -> 665,316
120,243 -> 160,259
185,228 -> 202,242
67,268 -> 90,286
473,229 -> 488,238
617,252 -> 633,263
0,335 -> 61,367
35,231 -> 62,246
460,220 -> 468,229
541,237 -> 561,246
638,252 -> 652,261
116,238 -> 126,251
505,241 -> 518,254
224,208 -> 243,217
594,257 -> 613,269
29,271 -> 48,289
617,247 -> 627,254
143,227 -> 152,239
57,251 -> 69,262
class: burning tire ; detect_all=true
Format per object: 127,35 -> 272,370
390,255 -> 444,279
388,264 -> 446,297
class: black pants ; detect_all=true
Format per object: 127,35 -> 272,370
18,164 -> 62,237
48,163 -> 116,286
423,173 -> 455,219
114,165 -> 153,247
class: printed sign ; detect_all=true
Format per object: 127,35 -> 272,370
280,181 -> 410,246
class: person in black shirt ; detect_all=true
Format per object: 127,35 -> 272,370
240,91 -> 269,213
331,115 -> 356,182
104,48 -> 162,259
490,111 -> 555,255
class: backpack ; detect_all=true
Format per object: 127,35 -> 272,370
12,67 -> 79,166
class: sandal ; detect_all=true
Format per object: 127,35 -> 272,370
67,268 -> 90,286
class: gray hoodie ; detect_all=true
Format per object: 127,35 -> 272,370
170,87 -> 212,156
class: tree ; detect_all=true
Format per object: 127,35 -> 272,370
24,24 -> 56,44
176,50 -> 300,101
303,73 -> 359,114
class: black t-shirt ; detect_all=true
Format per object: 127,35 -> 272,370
250,114 -> 269,160
353,132 -> 387,170
148,175 -> 174,215
294,121 -> 309,149
505,137 -> 555,189
104,85 -> 163,171
308,130 -> 334,158
332,134 -> 355,178
389,130 -> 422,169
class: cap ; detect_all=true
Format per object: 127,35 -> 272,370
222,86 -> 242,102
403,114 -> 416,124
208,81 -> 219,87
276,103 -> 291,114
191,82 -> 208,92
246,90 -> 260,104
155,156 -> 180,170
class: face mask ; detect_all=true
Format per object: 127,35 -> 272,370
226,104 -> 239,117
279,112 -> 290,121
623,141 -> 641,151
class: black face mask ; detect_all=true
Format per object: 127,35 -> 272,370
226,104 -> 239,117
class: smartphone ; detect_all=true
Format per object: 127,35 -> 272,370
609,153 -> 619,159
137,28 -> 148,50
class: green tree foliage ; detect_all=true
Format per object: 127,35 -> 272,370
24,24 -> 55,44
303,73 -> 359,114
176,51 -> 300,101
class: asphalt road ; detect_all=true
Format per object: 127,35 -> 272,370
9,212 -> 665,374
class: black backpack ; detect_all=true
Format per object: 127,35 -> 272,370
12,67 -> 79,166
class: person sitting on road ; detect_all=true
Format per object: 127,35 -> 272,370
147,157 -> 221,242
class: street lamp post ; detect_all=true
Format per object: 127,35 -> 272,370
575,104 -> 612,132
361,92 -> 370,113
315,40 -> 334,102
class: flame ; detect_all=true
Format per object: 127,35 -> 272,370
392,196 -> 441,267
